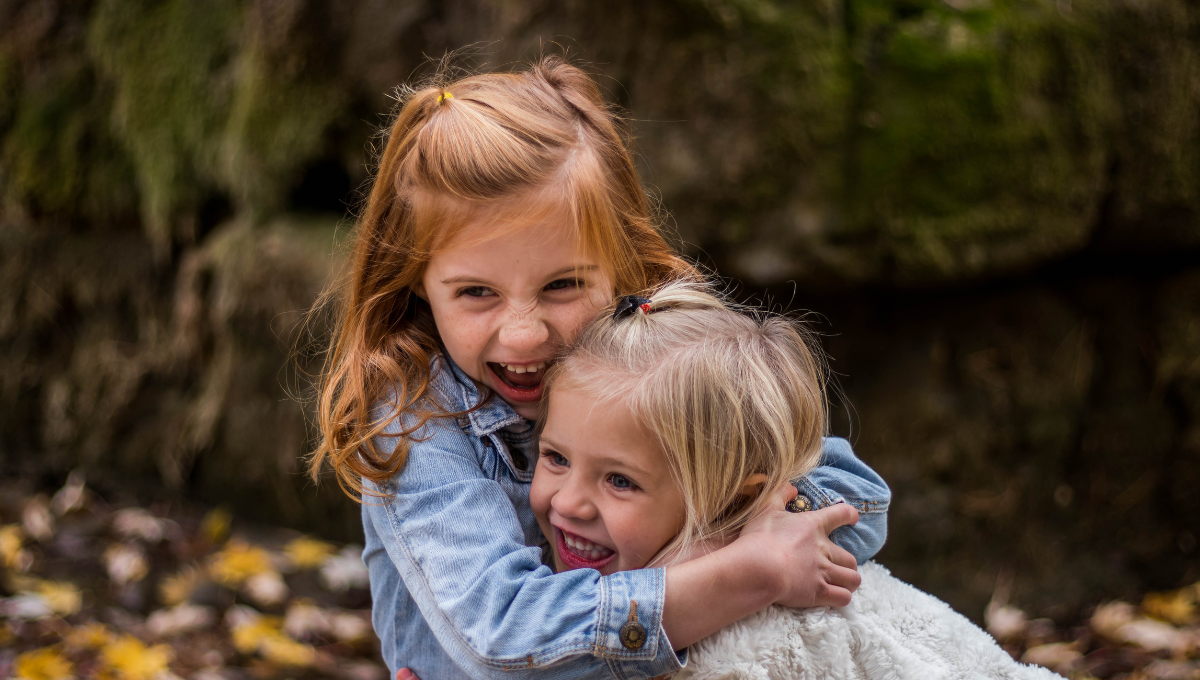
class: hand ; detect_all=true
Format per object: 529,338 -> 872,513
736,484 -> 862,609
397,669 -> 420,680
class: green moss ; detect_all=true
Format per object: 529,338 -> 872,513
0,58 -> 138,220
87,0 -> 240,250
832,0 -> 1115,281
86,0 -> 348,248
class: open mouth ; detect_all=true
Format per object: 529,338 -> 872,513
487,362 -> 549,402
554,527 -> 616,571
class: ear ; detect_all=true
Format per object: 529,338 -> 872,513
412,281 -> 428,302
737,473 -> 768,497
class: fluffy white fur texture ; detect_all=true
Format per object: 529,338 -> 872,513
676,562 -> 1062,680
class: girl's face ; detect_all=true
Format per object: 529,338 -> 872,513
531,385 -> 686,575
418,205 -> 614,419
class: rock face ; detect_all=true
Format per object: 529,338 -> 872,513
1,0 -> 1197,618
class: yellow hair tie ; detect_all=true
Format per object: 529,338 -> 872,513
437,91 -> 453,104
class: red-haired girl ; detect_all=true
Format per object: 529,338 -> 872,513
311,56 -> 890,679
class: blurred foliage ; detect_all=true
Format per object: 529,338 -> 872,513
0,478 -> 383,679
0,0 -> 1197,623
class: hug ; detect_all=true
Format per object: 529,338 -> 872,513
310,56 -> 1053,680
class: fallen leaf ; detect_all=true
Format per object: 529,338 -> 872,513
1119,618 -> 1199,655
1,593 -> 53,619
1092,601 -> 1139,640
283,536 -> 336,569
112,509 -> 171,543
1143,586 -> 1200,627
259,634 -> 317,667
0,523 -> 31,570
146,603 -> 216,638
1022,642 -> 1082,672
104,543 -> 149,587
209,541 -> 273,588
157,566 -> 201,607
23,496 -> 55,542
319,545 -> 368,591
200,508 -> 232,544
99,634 -> 174,680
51,471 -> 88,516
13,647 -> 74,680
64,622 -> 114,649
985,600 -> 1028,641
330,612 -> 371,643
243,570 -> 289,607
35,579 -> 82,616
229,609 -> 283,655
1140,659 -> 1200,680
283,600 -> 330,639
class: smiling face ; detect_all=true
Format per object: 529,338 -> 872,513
530,385 -> 686,575
418,202 -> 615,419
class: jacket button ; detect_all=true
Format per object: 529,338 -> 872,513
619,601 -> 647,650
786,494 -> 812,513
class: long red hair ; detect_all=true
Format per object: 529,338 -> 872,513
310,56 -> 696,498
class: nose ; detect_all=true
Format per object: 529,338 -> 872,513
550,472 -> 598,522
498,303 -> 550,352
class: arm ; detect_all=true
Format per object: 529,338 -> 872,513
370,419 -> 862,678
365,417 -> 682,679
794,437 -> 891,564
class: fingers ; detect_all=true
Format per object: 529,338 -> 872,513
829,544 -> 857,571
815,502 -> 860,534
818,585 -> 854,608
826,563 -> 861,594
398,669 -> 419,680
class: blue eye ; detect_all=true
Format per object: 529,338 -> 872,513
541,450 -> 569,467
545,278 -> 583,291
609,474 -> 634,490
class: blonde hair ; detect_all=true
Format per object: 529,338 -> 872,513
541,280 -> 828,564
310,56 -> 696,498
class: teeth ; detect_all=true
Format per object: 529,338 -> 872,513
562,532 -> 613,560
499,362 -> 547,373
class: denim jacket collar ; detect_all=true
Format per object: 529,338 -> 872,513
435,354 -> 527,436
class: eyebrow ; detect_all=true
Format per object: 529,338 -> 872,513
440,264 -> 599,286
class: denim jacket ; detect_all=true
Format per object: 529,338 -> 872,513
362,356 -> 890,679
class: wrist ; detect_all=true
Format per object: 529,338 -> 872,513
722,534 -> 785,606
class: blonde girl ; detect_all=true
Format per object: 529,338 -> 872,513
311,56 -> 890,679
532,282 -> 1056,680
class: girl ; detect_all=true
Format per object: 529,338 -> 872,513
531,281 -> 1060,680
311,57 -> 890,679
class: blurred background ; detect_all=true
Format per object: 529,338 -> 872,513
2,0 -> 1199,675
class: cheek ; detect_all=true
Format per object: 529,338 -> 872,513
529,470 -> 554,519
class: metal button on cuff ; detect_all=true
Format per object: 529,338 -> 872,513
619,601 -> 647,650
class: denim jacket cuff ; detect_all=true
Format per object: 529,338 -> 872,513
794,476 -> 889,515
596,568 -> 686,677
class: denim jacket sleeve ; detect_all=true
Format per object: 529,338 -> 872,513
363,414 -> 685,679
794,437 -> 891,564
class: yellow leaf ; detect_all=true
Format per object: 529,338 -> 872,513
1,524 -> 25,567
157,567 -> 200,606
209,541 -> 273,588
259,634 -> 317,667
1142,585 -> 1199,626
200,507 -> 232,544
65,622 -> 114,649
36,580 -> 82,616
283,536 -> 336,569
98,635 -> 173,680
14,647 -> 75,680
231,614 -> 284,654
